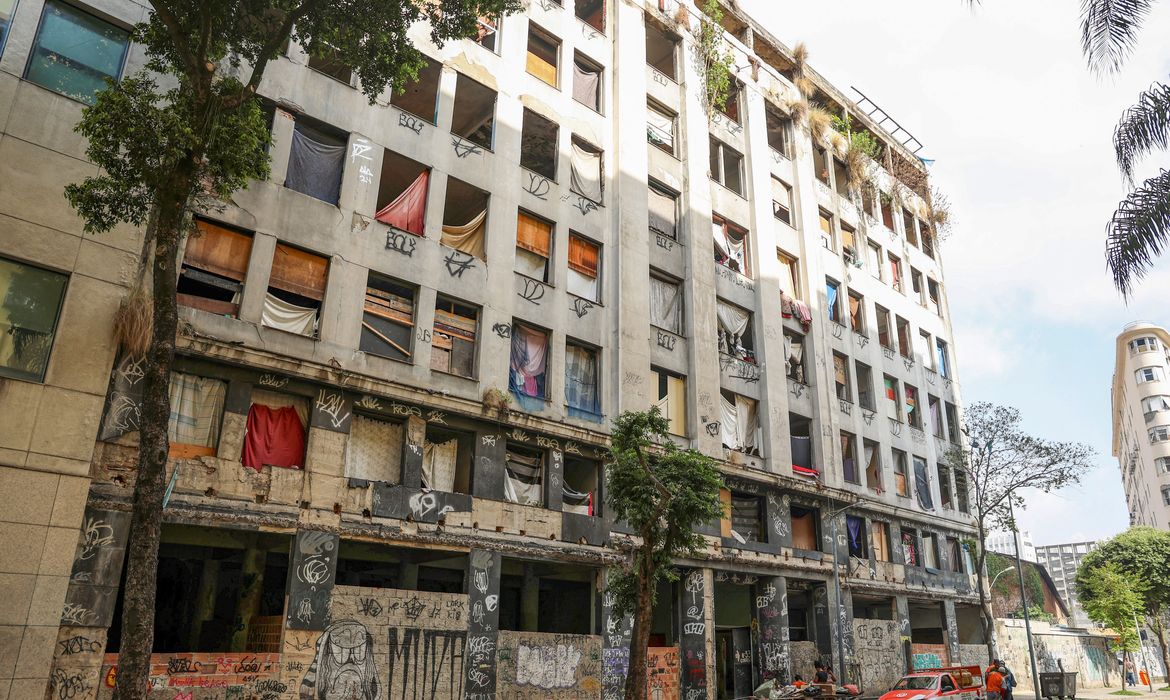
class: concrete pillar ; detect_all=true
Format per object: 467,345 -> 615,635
238,232 -> 277,324
189,558 -> 220,649
943,600 -> 960,662
680,568 -> 712,699
466,549 -> 502,698
601,568 -> 635,700
704,568 -> 718,700
520,565 -> 540,631
812,583 -> 832,660
402,415 -> 425,488
895,595 -> 912,674
230,537 -> 266,651
269,108 -> 296,187
546,449 -> 564,511
835,586 -> 856,682
756,575 -> 791,682
338,132 -> 380,216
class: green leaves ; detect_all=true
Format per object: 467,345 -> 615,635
1078,527 -> 1170,615
1079,562 -> 1146,652
605,407 -> 724,621
695,0 -> 734,119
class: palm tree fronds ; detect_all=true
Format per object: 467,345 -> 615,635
1106,168 -> 1170,297
1080,0 -> 1157,75
1114,81 -> 1170,184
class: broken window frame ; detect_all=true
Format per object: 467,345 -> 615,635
567,232 -> 601,302
825,277 -> 842,325
563,454 -> 601,516
928,394 -> 944,438
901,527 -> 919,566
451,72 -> 497,151
262,243 -> 328,338
927,278 -> 942,315
910,268 -> 925,305
888,252 -> 903,291
504,442 -> 546,507
885,375 -> 902,422
833,157 -> 849,198
644,18 -> 678,81
709,136 -> 744,195
765,104 -> 792,157
515,209 -> 555,284
875,304 -> 893,349
649,273 -> 683,335
902,208 -> 919,246
360,273 -> 415,363
715,78 -> 742,124
856,361 -> 875,411
712,215 -> 751,277
719,390 -> 761,456
771,176 -> 793,226
905,384 -> 921,428
648,179 -> 679,240
178,219 -> 252,318
867,241 -> 883,280
833,352 -> 851,402
778,249 -> 801,298
790,413 -> 815,477
390,55 -> 442,124
954,468 -> 969,513
872,520 -> 892,561
716,298 -> 755,360
937,339 -> 951,379
895,315 -> 912,359
945,402 -> 959,444
937,463 -> 953,509
784,330 -> 807,384
574,0 -> 605,34
819,209 -> 835,251
441,176 -> 490,260
863,438 -> 882,493
474,14 -> 499,53
652,366 -> 687,437
724,489 -> 765,543
647,99 -> 677,156
431,295 -> 479,379
813,144 -> 831,185
526,23 -> 560,87
565,339 -> 601,420
166,371 -> 227,458
848,290 -> 865,335
520,108 -> 559,181
510,321 -> 551,402
840,430 -> 859,484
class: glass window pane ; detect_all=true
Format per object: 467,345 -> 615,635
0,257 -> 68,382
0,0 -> 18,56
25,0 -> 129,105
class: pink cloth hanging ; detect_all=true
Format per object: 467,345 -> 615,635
375,170 -> 429,235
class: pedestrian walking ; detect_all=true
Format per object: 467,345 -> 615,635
1125,657 -> 1137,687
986,665 -> 1005,700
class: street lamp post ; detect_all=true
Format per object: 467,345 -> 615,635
829,500 -> 859,685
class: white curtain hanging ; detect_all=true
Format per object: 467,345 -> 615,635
441,209 -> 488,260
649,277 -> 681,331
562,483 -> 592,516
737,395 -> 759,452
262,293 -> 317,336
421,438 -> 458,492
570,142 -> 603,203
648,185 -> 677,239
720,393 -> 738,450
504,450 -> 543,506
716,301 -> 749,356
647,108 -> 674,150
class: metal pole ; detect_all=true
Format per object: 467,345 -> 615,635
1134,609 -> 1154,692
1009,499 -> 1042,700
832,513 -> 847,685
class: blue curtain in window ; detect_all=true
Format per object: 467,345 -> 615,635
914,458 -> 934,510
826,283 -> 838,320
565,344 -> 601,422
285,126 -> 345,205
25,1 -> 129,104
846,515 -> 865,557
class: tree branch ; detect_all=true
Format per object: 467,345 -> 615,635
225,0 -> 322,109
147,0 -> 202,83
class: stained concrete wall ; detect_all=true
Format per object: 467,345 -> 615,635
994,620 -> 1125,690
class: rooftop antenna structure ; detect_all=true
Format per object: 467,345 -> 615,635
850,86 -> 925,157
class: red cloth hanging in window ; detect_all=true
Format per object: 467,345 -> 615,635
375,170 -> 429,236
242,404 -> 306,471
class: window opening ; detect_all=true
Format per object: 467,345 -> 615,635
863,439 -> 881,492
24,0 -> 129,105
510,322 -> 550,405
390,55 -> 442,123
648,180 -> 678,239
645,20 -> 677,80
375,150 -> 429,236
451,73 -> 497,150
841,430 -> 858,483
647,100 -> 676,155
709,137 -> 744,195
307,44 -> 352,84
766,105 -> 792,156
568,233 -> 601,301
885,376 -> 902,422
570,136 -> 603,203
504,443 -> 545,506
515,210 -> 554,283
719,390 -> 760,455
431,296 -> 479,378
649,274 -> 683,334
262,244 -> 327,337
856,362 -> 875,410
576,0 -> 605,33
784,331 -> 806,384
712,216 -> 750,276
653,366 -> 687,436
790,413 -> 815,477
361,274 -> 415,362
563,456 -> 601,515
826,278 -> 841,324
772,177 -> 793,225
790,504 -> 819,550
573,52 -> 602,111
243,389 -> 308,470
848,291 -> 865,334
565,341 -> 601,420
424,424 -> 475,494
717,299 -> 754,360
442,177 -> 489,260
521,108 -> 559,180
846,515 -> 867,558
178,219 -> 252,318
346,413 -> 404,483
833,353 -> 851,402
526,24 -> 560,86
285,118 -> 346,205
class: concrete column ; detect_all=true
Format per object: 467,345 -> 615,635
704,568 -> 717,700
269,108 -> 297,187
189,558 -> 220,649
895,595 -> 912,673
600,568 -> 635,700
338,132 -> 380,216
812,582 -> 832,660
834,586 -> 856,682
680,568 -> 712,699
238,232 -> 277,324
520,565 -> 540,631
466,549 -> 502,697
230,537 -> 266,651
402,415 -> 425,488
546,448 -> 564,511
756,575 -> 791,682
943,600 -> 960,661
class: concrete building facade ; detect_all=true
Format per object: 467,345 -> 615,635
1113,322 -> 1170,531
1035,541 -> 1099,629
986,530 -> 1036,563
0,0 -> 982,698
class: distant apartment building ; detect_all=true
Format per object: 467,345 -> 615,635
1035,541 -> 1099,628
0,0 -> 981,697
1113,322 -> 1170,529
986,530 -> 1036,562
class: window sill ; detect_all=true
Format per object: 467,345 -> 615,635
431,368 -> 479,383
521,165 -> 558,185
648,141 -> 680,160
647,67 -> 678,86
525,71 -> 559,90
709,179 -> 746,200
573,98 -> 604,115
450,132 -> 495,153
260,322 -> 319,341
392,108 -> 438,127
568,292 -> 602,307
714,261 -> 752,280
651,322 -> 685,337
514,271 -> 553,287
306,66 -> 355,88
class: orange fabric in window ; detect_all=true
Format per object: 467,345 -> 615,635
516,212 -> 552,256
568,236 -> 599,276
186,220 -> 253,281
270,244 -> 328,300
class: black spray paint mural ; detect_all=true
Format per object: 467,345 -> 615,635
465,548 -> 501,699
61,507 -> 131,627
299,618 -> 380,700
287,530 -> 339,631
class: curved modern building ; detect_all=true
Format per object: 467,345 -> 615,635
1112,322 -> 1170,529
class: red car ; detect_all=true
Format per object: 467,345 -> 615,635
879,666 -> 985,700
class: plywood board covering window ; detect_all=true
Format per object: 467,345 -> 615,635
179,220 -> 252,316
791,506 -> 818,551
526,25 -> 559,86
568,234 -> 600,301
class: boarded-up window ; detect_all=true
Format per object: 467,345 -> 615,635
872,521 -> 891,562
345,414 -> 403,483
262,244 -> 327,337
432,297 -> 478,378
653,367 -> 686,437
516,211 -> 553,283
526,25 -> 559,86
568,234 -> 600,301
791,505 -> 818,550
361,275 -> 414,362
179,219 -> 253,316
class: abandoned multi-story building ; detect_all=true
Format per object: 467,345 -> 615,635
0,0 -> 984,697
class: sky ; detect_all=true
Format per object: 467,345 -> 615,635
742,0 -> 1170,546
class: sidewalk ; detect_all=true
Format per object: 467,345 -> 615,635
1014,686 -> 1170,700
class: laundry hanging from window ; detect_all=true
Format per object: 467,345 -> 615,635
649,276 -> 682,333
441,209 -> 488,260
565,343 -> 600,420
719,393 -> 759,454
504,448 -> 543,506
716,301 -> 749,358
242,390 -> 308,471
712,220 -> 747,274
648,183 -> 677,238
422,437 -> 458,492
913,457 -> 934,510
562,482 -> 593,515
168,372 -> 227,453
375,170 -> 428,235
570,139 -> 603,202
285,123 -> 345,205
509,324 -> 549,409
345,415 -> 403,484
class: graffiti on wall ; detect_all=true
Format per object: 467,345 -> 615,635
853,619 -> 903,693
300,620 -> 380,700
96,652 -> 284,699
496,631 -> 602,698
647,647 -> 680,700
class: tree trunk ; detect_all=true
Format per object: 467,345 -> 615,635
112,163 -> 191,700
975,521 -> 997,663
624,548 -> 656,700
1151,609 -> 1169,685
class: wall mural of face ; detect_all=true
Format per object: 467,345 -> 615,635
300,619 -> 380,700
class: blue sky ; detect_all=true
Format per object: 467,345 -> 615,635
743,0 -> 1170,545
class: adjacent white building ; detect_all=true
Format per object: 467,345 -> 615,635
1112,322 -> 1170,530
986,530 -> 1036,562
1035,541 -> 1099,628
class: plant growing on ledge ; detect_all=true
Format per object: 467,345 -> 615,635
694,0 -> 735,118
606,408 -> 724,700
63,0 -> 519,697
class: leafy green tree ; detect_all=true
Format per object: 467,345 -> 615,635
606,408 -> 725,700
1077,527 -> 1170,682
1079,562 -> 1145,665
946,402 -> 1094,660
64,1 -> 517,697
694,0 -> 734,117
